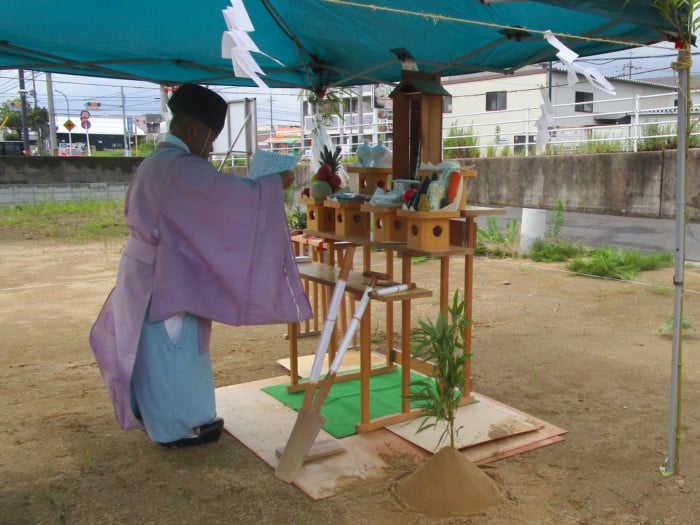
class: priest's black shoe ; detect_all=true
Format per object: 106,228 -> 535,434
160,417 -> 224,448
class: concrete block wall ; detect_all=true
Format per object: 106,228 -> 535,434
466,149 -> 699,220
1,150 -> 698,220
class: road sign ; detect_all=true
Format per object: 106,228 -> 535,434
63,119 -> 75,132
81,120 -> 91,130
80,109 -> 91,120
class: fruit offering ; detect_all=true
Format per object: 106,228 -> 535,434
302,144 -> 345,197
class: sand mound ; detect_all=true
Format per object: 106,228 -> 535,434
395,446 -> 501,517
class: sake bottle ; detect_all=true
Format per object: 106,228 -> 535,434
357,140 -> 372,167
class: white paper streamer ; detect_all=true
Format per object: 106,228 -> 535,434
536,87 -> 555,154
544,30 -> 616,96
221,1 -> 284,88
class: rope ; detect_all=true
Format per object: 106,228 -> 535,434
672,52 -> 693,72
320,0 -> 666,51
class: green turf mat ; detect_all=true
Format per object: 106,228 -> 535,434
262,368 -> 434,438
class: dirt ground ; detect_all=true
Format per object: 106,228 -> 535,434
1,238 -> 699,524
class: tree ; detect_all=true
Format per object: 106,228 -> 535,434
0,99 -> 50,151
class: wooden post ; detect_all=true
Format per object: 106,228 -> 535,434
464,217 -> 476,396
401,253 -> 412,413
360,290 -> 371,425
440,255 -> 449,315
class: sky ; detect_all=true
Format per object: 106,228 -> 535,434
0,71 -> 303,128
1,40 -> 698,128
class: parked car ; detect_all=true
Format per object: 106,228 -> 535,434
0,140 -> 25,156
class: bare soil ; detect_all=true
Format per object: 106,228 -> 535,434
1,239 -> 699,524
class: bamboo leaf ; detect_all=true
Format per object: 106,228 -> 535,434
406,290 -> 470,449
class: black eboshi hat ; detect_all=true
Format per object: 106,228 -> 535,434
167,84 -> 227,135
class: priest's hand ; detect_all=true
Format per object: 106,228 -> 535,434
280,170 -> 295,190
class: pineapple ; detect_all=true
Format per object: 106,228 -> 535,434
319,145 -> 342,175
316,145 -> 344,191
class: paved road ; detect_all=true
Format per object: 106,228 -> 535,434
476,207 -> 700,262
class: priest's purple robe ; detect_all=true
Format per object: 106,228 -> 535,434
90,138 -> 312,430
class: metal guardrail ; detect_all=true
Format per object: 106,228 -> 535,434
268,89 -> 699,160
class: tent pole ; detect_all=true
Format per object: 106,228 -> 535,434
662,46 -> 689,477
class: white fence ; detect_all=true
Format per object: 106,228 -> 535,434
445,90 -> 698,157
276,89 -> 700,159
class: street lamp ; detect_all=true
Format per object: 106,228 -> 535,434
54,89 -> 72,156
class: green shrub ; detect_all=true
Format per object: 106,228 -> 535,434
567,248 -> 673,280
443,122 -> 479,159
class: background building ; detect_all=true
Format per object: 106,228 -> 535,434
53,114 -> 147,155
299,66 -> 686,158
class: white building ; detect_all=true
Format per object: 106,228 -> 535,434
443,65 -> 679,154
53,114 -> 149,154
299,65 -> 684,157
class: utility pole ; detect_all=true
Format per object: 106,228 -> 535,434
30,71 -> 38,107
45,73 -> 58,154
357,86 -> 364,151
269,94 -> 274,151
18,69 -> 30,154
121,87 -> 131,157
621,56 -> 640,80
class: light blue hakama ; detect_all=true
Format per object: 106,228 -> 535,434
130,308 -> 215,443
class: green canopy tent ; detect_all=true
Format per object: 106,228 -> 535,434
0,0 -> 691,474
0,1 -> 682,89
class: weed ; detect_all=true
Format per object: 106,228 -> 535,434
480,217 -> 505,244
443,122 -> 479,159
529,239 -> 589,262
546,197 -> 564,240
286,205 -> 307,230
504,218 -> 520,245
84,453 -> 95,472
659,314 -> 695,335
35,490 -> 73,525
568,248 -> 673,280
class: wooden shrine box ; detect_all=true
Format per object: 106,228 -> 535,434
361,203 -> 407,242
325,199 -> 370,238
397,209 -> 460,252
299,196 -> 335,233
391,70 -> 451,179
349,166 -> 393,195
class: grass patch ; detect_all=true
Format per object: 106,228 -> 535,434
528,239 -> 589,262
0,199 -> 127,242
567,248 -> 673,280
476,200 -> 674,281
